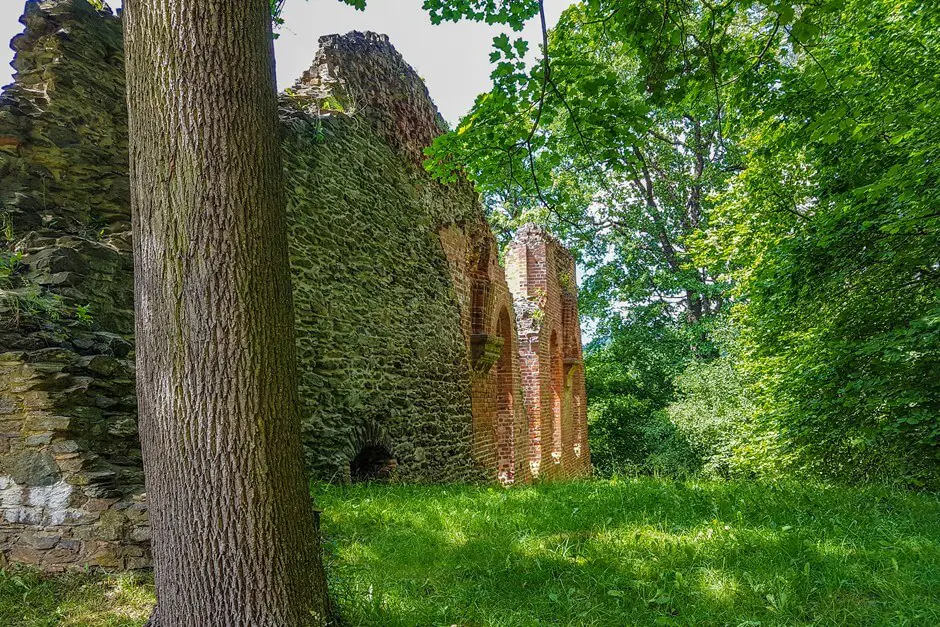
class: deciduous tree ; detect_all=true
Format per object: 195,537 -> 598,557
123,0 -> 330,623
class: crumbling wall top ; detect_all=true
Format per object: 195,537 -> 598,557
290,30 -> 446,165
0,0 -> 126,235
511,223 -> 576,263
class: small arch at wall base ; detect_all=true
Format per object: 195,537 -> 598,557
350,445 -> 399,483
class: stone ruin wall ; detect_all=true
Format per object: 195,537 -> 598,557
282,33 -> 485,485
0,0 -> 590,572
0,0 -> 145,572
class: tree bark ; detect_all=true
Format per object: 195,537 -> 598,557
123,1 -> 330,624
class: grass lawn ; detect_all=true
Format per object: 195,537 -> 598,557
2,478 -> 939,626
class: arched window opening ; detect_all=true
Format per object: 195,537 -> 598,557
471,237 -> 492,335
562,297 -> 579,359
350,445 -> 398,483
550,330 -> 563,464
471,280 -> 488,335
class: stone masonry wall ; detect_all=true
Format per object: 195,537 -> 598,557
0,1 -> 589,571
281,33 -> 487,482
0,1 -> 145,571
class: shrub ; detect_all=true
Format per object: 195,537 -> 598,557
666,355 -> 790,479
588,395 -> 699,478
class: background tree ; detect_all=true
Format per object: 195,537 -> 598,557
426,0 -> 745,329
123,0 -> 330,624
423,0 -> 777,474
697,0 -> 940,486
422,0 -> 940,486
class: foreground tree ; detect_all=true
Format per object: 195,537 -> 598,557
123,0 -> 330,624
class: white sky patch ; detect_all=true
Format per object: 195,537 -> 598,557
0,0 -> 571,124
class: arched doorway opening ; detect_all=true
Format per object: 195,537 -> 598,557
550,329 -> 563,464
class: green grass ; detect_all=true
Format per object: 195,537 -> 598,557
0,569 -> 152,626
3,478 -> 939,626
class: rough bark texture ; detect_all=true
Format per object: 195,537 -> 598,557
122,0 -> 329,624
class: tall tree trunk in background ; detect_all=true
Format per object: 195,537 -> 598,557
123,1 -> 330,624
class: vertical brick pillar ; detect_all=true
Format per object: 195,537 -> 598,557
506,224 -> 591,480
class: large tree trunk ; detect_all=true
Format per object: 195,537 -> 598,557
123,1 -> 330,624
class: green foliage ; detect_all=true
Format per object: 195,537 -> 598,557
318,96 -> 346,113
584,311 -> 703,477
0,251 -> 23,289
421,0 -> 540,29
588,396 -> 697,477
422,0 -> 768,333
0,215 -> 13,244
666,350 -> 787,480
0,251 -> 95,329
0,287 -> 65,329
695,0 -> 940,487
529,305 -> 544,325
75,303 -> 93,326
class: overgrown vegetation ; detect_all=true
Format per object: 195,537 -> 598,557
0,248 -> 94,330
0,250 -> 67,329
424,0 -> 940,488
4,480 -> 939,626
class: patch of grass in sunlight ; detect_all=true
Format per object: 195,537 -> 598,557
2,478 -> 938,626
315,478 -> 940,626
0,567 -> 153,627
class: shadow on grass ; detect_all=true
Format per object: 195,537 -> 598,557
0,568 -> 153,627
315,478 -> 940,627
1,478 -> 937,626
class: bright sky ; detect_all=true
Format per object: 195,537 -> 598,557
0,0 -> 570,124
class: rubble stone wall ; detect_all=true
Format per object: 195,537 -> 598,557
0,0 -> 144,571
281,33 -> 487,482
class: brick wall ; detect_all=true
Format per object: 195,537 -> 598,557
438,224 -> 531,483
506,225 -> 591,480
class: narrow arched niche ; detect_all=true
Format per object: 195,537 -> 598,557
350,445 -> 398,483
550,329 -> 563,464
496,307 -> 516,483
573,394 -> 583,458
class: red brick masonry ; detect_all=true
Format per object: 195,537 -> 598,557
441,223 -> 591,483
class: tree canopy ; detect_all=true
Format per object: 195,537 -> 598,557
420,0 -> 940,487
